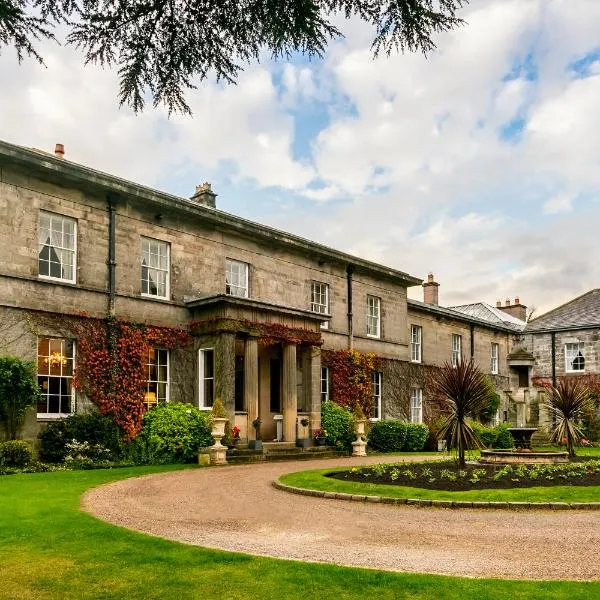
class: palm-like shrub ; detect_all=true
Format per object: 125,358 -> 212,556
545,378 -> 593,458
431,360 -> 495,467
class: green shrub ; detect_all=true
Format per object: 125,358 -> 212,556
471,421 -> 514,449
368,420 -> 407,452
0,356 -> 40,439
39,411 -> 124,463
131,402 -> 213,464
404,423 -> 429,451
470,421 -> 497,448
494,423 -> 514,449
0,440 -> 32,468
321,401 -> 354,452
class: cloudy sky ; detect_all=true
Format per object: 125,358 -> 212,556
1,0 -> 599,315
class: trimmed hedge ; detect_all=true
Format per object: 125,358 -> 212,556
39,411 -> 124,463
321,401 -> 355,452
471,421 -> 514,449
404,423 -> 429,451
368,420 -> 430,452
130,402 -> 213,464
0,440 -> 32,468
368,420 -> 407,452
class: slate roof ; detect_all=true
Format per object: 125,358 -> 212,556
526,289 -> 600,332
407,299 -> 518,333
448,302 -> 526,332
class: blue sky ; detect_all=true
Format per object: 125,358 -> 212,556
1,0 -> 599,314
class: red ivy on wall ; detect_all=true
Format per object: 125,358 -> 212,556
321,349 -> 380,414
190,317 -> 322,347
72,318 -> 192,440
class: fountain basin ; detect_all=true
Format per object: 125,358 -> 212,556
479,449 -> 569,464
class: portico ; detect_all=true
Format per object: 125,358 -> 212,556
187,295 -> 326,442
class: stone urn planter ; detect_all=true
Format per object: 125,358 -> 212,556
209,402 -> 228,465
352,418 -> 367,457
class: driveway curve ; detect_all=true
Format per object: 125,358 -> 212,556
83,455 -> 600,580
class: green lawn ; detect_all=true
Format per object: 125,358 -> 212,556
1,467 -> 599,599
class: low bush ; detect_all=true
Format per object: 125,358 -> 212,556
368,420 -> 407,452
471,421 -> 514,449
130,402 -> 213,464
0,440 -> 32,468
39,411 -> 124,463
404,423 -> 429,451
494,424 -> 514,449
321,401 -> 354,452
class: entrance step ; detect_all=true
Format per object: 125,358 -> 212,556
225,446 -> 348,465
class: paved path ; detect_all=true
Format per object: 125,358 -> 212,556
83,455 -> 600,580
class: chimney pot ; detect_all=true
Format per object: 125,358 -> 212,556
515,296 -> 520,305
505,298 -> 511,307
423,273 -> 440,305
54,143 -> 65,159
496,300 -> 502,308
190,181 -> 217,208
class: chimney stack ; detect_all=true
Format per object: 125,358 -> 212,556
190,182 -> 217,208
423,272 -> 439,305
497,296 -> 527,321
54,143 -> 65,159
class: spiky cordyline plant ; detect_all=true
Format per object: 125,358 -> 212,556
544,378 -> 593,458
431,359 -> 494,468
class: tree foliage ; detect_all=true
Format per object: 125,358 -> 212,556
1,0 -> 467,113
545,377 -> 593,458
431,359 -> 494,468
0,355 -> 40,439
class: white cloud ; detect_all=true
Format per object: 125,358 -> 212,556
2,0 -> 600,316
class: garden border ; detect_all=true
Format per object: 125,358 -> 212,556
272,480 -> 600,510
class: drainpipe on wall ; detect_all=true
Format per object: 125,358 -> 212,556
551,331 -> 556,387
107,193 -> 118,317
346,264 -> 354,350
469,323 -> 475,361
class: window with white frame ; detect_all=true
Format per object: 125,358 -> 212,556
366,295 -> 381,338
38,211 -> 77,283
320,366 -> 330,403
565,342 -> 585,372
451,334 -> 462,367
225,259 -> 249,297
411,325 -> 422,363
141,237 -> 170,298
410,388 -> 423,423
37,338 -> 74,416
143,347 -> 169,409
372,371 -> 382,419
311,281 -> 330,329
490,343 -> 499,375
198,348 -> 215,408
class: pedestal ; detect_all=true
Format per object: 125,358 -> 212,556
210,417 -> 228,465
352,419 -> 367,456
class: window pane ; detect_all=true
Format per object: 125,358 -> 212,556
141,238 -> 169,298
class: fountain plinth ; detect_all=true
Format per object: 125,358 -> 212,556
479,427 -> 568,464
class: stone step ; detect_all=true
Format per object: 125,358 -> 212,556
225,449 -> 347,465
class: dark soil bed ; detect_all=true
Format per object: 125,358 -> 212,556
326,461 -> 600,492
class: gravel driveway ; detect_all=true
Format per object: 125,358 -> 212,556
83,455 -> 600,580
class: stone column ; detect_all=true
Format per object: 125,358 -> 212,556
244,337 -> 259,440
215,333 -> 236,424
282,343 -> 297,442
308,346 -> 322,436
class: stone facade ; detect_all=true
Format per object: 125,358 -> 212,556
3,139 -> 597,446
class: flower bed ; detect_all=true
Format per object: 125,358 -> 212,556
327,460 -> 600,492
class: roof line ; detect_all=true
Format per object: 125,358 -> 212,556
407,299 -> 518,333
0,139 -> 422,287
528,288 -> 600,325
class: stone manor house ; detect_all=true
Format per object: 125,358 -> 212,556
1,139 -> 599,444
